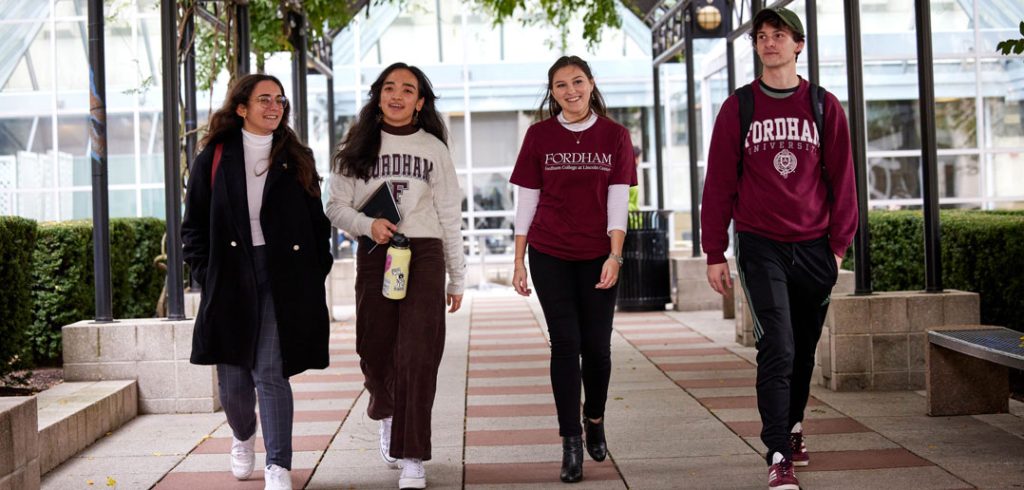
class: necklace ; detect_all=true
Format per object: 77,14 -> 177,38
571,130 -> 583,145
564,110 -> 591,145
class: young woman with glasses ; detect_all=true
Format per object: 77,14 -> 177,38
182,74 -> 333,490
510,55 -> 636,483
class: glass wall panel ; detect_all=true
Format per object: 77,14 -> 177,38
379,0 -> 439,66
985,97 -> 1024,149
110,189 -> 136,217
140,188 -> 164,219
935,97 -> 977,149
55,21 -> 88,91
938,154 -> 980,199
867,156 -> 920,200
867,100 -> 919,151
449,115 -> 467,168
470,111 -> 517,168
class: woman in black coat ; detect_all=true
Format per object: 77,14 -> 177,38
182,74 -> 332,490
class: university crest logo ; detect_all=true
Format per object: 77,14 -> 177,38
773,149 -> 797,178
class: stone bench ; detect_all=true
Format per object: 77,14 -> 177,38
36,380 -> 137,474
926,325 -> 1023,416
62,319 -> 218,414
0,397 -> 39,489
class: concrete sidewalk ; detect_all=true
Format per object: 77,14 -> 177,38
42,289 -> 1024,489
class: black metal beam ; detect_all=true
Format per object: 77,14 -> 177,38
685,4 -> 701,257
727,38 -> 736,93
236,1 -> 250,75
844,0 -> 871,295
162,0 -> 185,319
325,38 -> 340,259
914,0 -> 942,292
752,0 -> 763,78
288,10 -> 308,143
652,65 -> 665,210
87,0 -> 112,323
806,0 -> 819,86
183,5 -> 199,292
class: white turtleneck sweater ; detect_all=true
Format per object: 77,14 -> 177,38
242,128 -> 273,246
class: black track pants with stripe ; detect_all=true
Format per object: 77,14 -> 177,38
736,232 -> 838,465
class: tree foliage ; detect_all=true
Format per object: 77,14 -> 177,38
472,0 -> 622,52
996,21 -> 1024,57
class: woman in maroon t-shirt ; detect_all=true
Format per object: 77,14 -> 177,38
509,55 -> 636,484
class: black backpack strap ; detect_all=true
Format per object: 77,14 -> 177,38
810,83 -> 833,201
736,83 -> 754,179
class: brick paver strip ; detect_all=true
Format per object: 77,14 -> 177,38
467,385 -> 552,396
466,403 -> 556,417
155,469 -> 313,489
469,332 -> 543,340
321,360 -> 359,368
659,360 -> 754,371
726,418 -> 870,438
470,342 -> 550,351
291,373 -> 364,383
615,327 -> 696,334
470,323 -> 540,330
465,461 -> 619,484
465,428 -> 559,446
468,367 -> 549,378
676,377 -> 757,388
644,347 -> 732,357
328,348 -> 356,355
193,435 -> 332,454
628,337 -> 709,346
802,448 -> 933,471
291,409 -> 349,422
699,396 -> 823,409
291,390 -> 362,400
468,354 -> 551,363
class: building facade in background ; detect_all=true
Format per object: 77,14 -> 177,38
0,0 -> 1021,256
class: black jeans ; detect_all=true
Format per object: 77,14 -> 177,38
736,232 -> 838,465
529,247 -> 618,437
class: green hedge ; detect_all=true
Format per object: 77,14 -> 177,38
846,210 -> 1024,331
0,217 -> 38,379
28,219 -> 166,363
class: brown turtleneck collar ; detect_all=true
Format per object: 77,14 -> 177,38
381,122 -> 418,136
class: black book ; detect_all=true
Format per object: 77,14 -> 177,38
358,181 -> 402,226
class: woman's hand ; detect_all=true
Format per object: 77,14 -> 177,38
595,258 -> 620,289
512,263 -> 531,296
370,219 -> 397,244
447,294 -> 463,313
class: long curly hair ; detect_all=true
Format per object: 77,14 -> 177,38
537,55 -> 608,120
200,74 -> 321,196
331,62 -> 448,181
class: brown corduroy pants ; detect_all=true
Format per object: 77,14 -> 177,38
355,237 -> 447,461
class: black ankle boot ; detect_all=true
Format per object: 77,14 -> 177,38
584,418 -> 607,462
560,435 -> 584,483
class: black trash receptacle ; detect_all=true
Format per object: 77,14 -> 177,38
617,210 -> 671,311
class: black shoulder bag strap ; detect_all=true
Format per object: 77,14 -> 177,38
736,83 -> 755,180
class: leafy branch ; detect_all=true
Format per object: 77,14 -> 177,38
471,0 -> 621,52
996,21 -> 1024,56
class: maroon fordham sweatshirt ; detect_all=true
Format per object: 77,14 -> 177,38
700,79 -> 858,265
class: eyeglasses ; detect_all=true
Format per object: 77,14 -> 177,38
252,95 -> 289,108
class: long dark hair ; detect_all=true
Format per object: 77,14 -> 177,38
332,62 -> 448,180
200,74 -> 321,196
537,55 -> 608,120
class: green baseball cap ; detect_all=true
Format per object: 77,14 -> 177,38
754,7 -> 804,37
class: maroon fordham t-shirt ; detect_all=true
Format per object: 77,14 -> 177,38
510,116 -> 637,261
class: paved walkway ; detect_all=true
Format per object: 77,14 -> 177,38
42,289 -> 1024,489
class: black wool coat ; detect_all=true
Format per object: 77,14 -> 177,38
182,130 -> 332,377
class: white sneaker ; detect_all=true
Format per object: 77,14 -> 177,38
379,417 -> 400,469
264,464 -> 292,490
398,458 -> 426,489
230,434 -> 256,480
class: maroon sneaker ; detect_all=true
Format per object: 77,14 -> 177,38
768,457 -> 800,490
789,430 -> 809,466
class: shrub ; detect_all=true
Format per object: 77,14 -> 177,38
28,219 -> 167,363
0,216 -> 38,379
847,210 -> 1024,331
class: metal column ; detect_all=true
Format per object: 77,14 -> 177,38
685,4 -> 701,256
87,0 -> 112,322
844,0 -> 872,295
326,48 -> 340,258
806,0 -> 819,86
162,0 -> 185,319
914,0 -> 942,292
236,1 -> 250,75
652,65 -> 665,210
752,0 -> 763,78
289,10 -> 308,143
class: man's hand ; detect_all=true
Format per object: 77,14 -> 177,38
447,294 -> 463,313
835,254 -> 843,270
706,262 -> 733,296
370,219 -> 397,244
512,263 -> 531,296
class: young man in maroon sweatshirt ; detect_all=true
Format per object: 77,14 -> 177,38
700,7 -> 858,490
